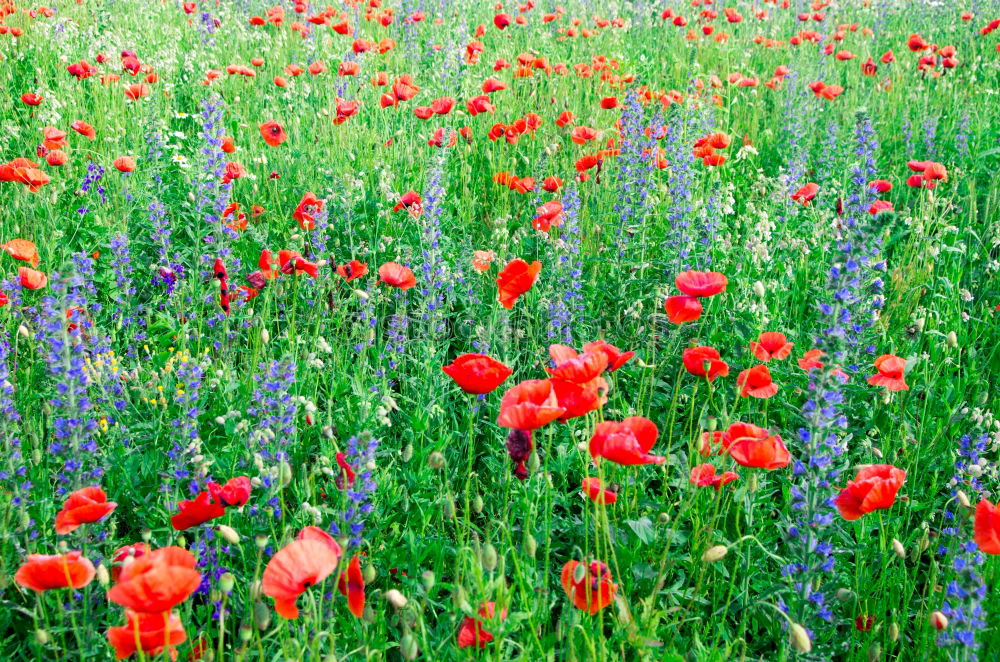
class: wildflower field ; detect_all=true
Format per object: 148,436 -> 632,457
2,0 -> 1000,659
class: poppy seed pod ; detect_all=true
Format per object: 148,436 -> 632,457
239,624 -> 253,642
701,545 -> 728,563
789,623 -> 812,653
220,572 -> 235,593
253,601 -> 271,630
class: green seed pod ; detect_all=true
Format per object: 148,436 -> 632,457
524,533 -> 537,559
239,624 -> 253,642
220,572 -> 236,594
279,461 -> 293,486
888,622 -> 899,642
421,570 -> 435,592
34,630 -> 50,645
868,643 -> 882,662
362,605 -> 376,624
527,451 -> 540,472
363,564 -> 377,585
253,601 -> 271,631
472,495 -> 484,514
400,633 -> 419,660
441,497 -> 456,519
789,623 -> 812,653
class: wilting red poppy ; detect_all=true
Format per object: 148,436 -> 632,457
560,560 -> 617,614
736,365 -> 778,399
19,267 -> 48,290
107,610 -> 187,660
107,547 -> 201,612
2,239 -> 40,267
867,354 -> 908,391
54,486 -> 117,535
834,465 -> 906,520
797,349 -> 825,372
207,476 -> 252,508
170,491 -> 226,531
728,431 -> 790,470
974,500 -> 1000,555
589,417 -> 665,466
472,250 -> 495,273
582,477 -> 618,504
259,121 -> 288,147
548,345 -> 608,383
855,615 -> 876,632
749,332 -> 794,362
497,379 -> 565,430
675,270 -> 727,297
664,295 -> 703,324
378,262 -> 416,290
14,552 -> 95,592
263,532 -> 342,619
337,555 -> 365,618
442,354 -> 512,394
791,182 -> 820,205
496,259 -> 541,309
336,260 -> 368,282
457,602 -> 507,648
690,464 -> 739,489
582,340 -> 634,372
682,346 -> 729,382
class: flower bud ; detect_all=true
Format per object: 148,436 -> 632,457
472,495 -> 484,514
957,490 -> 970,508
752,280 -> 766,298
789,623 -> 812,653
528,451 -> 541,472
279,461 -> 293,486
35,629 -> 50,645
421,570 -> 435,591
96,563 -> 110,587
239,623 -> 253,642
217,524 -> 240,544
220,572 -> 235,594
441,497 -> 455,519
929,611 -> 948,630
255,535 -> 269,549
400,633 -> 419,660
891,538 -> 906,559
868,642 -> 882,662
888,622 -> 899,642
363,564 -> 377,584
385,589 -> 408,609
836,588 -> 854,602
401,444 -> 413,462
260,327 -> 270,344
701,545 -> 728,563
253,601 -> 271,630
481,543 -> 498,572
946,331 -> 958,348
524,533 -> 537,559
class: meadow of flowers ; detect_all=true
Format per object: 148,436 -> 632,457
1,0 -> 999,659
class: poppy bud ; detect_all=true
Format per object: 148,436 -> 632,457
253,601 -> 271,630
701,545 -> 728,563
421,571 -> 435,591
868,643 -> 882,662
34,630 -> 50,645
481,543 -> 498,572
175,535 -> 186,548
872,447 -> 883,459
140,528 -> 152,542
524,533 -> 537,558
17,324 -> 29,338
452,585 -> 471,612
946,331 -> 958,348
428,451 -> 446,469
239,624 -> 253,642
957,490 -> 971,508
929,611 -> 948,630
401,443 -> 414,462
279,461 -> 293,486
892,538 -> 906,559
472,495 -> 484,513
93,563 -> 110,587
888,622 -> 899,642
836,588 -> 854,602
385,589 -> 408,609
400,633 -> 419,660
441,497 -> 455,519
261,328 -> 270,344
528,451 -> 540,472
363,564 -> 377,584
789,623 -> 812,653
752,280 -> 766,298
658,512 -> 670,524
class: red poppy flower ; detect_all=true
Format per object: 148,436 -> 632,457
736,365 -> 779,399
21,93 -> 43,106
582,477 -> 618,504
2,239 -> 40,267
664,295 -> 703,324
292,192 -> 323,231
457,602 -> 507,648
259,121 -> 288,147
336,260 -> 369,282
682,346 -> 729,382
749,332 -> 794,362
19,267 -> 48,290
551,378 -> 602,423
690,464 -> 739,489
14,552 -> 96,592
797,349 -> 825,372
71,120 -> 96,140
337,555 -> 365,618
547,345 -> 609,383
582,341 -> 634,372
110,543 -> 150,582
391,191 -> 422,214
378,262 -> 416,290
207,476 -> 252,508
869,180 -> 893,193
496,259 -> 541,309
497,379 -> 565,430
727,430 -> 790,470
54,486 -> 117,535
442,354 -> 513,394
107,547 -> 201,612
835,465 -> 906,520
263,534 -> 342,619
974,500 -> 1000,555
675,270 -> 728,297
107,610 -> 187,660
589,417 -> 665,466
560,560 -> 617,614
170,492 -> 226,531
533,201 -> 564,232
867,355 -> 908,391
